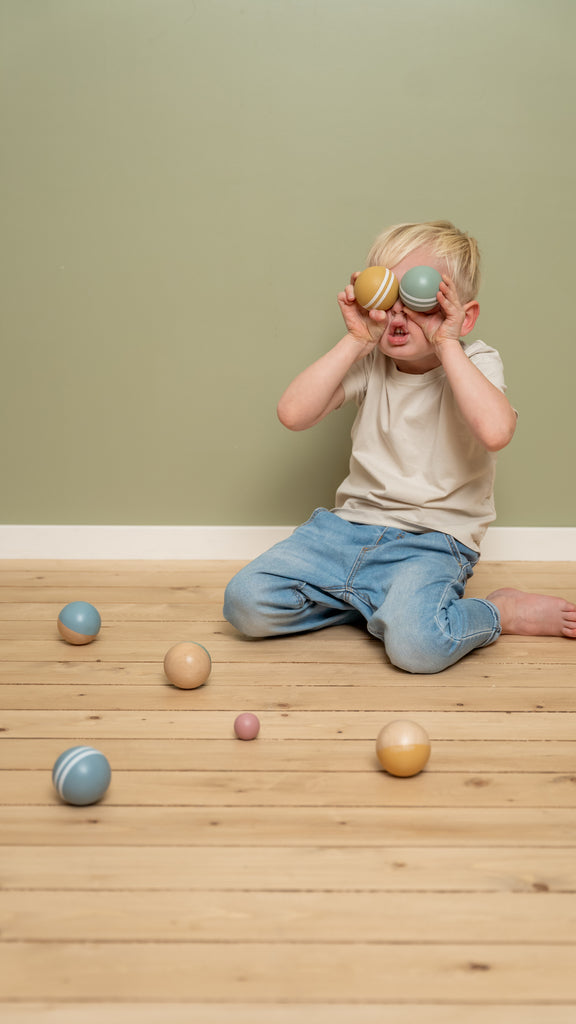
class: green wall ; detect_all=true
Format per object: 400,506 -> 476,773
1,0 -> 574,527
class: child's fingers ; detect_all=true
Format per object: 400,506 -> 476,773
368,308 -> 388,325
405,307 -> 442,344
405,308 -> 428,328
337,286 -> 355,306
437,275 -> 460,305
436,278 -> 466,319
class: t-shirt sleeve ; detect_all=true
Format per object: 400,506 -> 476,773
465,341 -> 508,393
341,353 -> 373,406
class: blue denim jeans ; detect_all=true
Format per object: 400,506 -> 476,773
223,508 -> 501,674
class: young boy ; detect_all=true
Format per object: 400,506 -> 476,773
224,220 -> 576,673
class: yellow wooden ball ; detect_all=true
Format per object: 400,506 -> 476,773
376,719 -> 431,777
354,266 -> 399,311
163,641 -> 211,690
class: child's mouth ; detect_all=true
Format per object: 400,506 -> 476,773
388,326 -> 409,345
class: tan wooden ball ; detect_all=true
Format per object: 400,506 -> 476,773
163,641 -> 212,689
376,719 -> 431,777
354,266 -> 399,311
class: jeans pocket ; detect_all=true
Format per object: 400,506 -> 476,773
444,534 -> 479,575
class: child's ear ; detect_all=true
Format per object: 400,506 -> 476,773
461,300 -> 480,337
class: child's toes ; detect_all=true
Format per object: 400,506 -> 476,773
562,611 -> 576,638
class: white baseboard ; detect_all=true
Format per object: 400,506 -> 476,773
0,525 -> 294,560
480,528 -> 575,560
0,525 -> 574,560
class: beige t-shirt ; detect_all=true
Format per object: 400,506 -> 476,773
333,340 -> 509,553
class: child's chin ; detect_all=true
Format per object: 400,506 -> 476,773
380,338 -> 412,356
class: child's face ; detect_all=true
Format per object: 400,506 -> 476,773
379,244 -> 450,374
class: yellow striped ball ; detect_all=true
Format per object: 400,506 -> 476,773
354,266 -> 399,311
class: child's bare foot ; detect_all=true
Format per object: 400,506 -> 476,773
487,588 -> 576,638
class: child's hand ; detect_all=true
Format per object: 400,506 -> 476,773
405,275 -> 467,353
337,273 -> 388,360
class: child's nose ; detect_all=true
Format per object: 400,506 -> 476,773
390,295 -> 408,315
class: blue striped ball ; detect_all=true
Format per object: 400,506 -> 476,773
52,746 -> 111,805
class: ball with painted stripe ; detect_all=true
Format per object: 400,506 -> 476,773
163,641 -> 212,689
399,265 -> 442,313
354,266 -> 399,311
52,746 -> 111,805
57,601 -> 101,645
376,719 -> 431,777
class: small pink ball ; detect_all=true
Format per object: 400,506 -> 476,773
234,713 -> 261,741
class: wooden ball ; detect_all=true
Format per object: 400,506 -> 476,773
354,266 -> 399,311
376,720 -> 431,777
163,641 -> 211,689
399,265 -> 442,312
57,601 -> 101,645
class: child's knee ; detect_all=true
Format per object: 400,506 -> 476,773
223,571 -> 272,637
387,633 -> 453,674
377,619 -> 457,675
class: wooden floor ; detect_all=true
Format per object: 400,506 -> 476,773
1,560 -> 576,1022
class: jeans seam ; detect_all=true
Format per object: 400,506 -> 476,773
345,529 -> 390,598
293,583 -> 310,609
433,572 -> 500,644
444,532 -> 479,574
444,532 -> 465,568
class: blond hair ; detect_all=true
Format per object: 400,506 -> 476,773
367,220 -> 481,302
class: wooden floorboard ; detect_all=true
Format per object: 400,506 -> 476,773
0,559 -> 575,1018
4,1007 -> 576,1024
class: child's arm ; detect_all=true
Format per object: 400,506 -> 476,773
277,278 -> 387,431
436,342 -> 517,451
408,277 -> 517,452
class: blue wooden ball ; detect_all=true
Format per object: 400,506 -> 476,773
399,266 -> 443,312
52,746 -> 111,805
58,601 -> 101,645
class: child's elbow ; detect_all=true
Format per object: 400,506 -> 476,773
277,399 -> 305,431
485,436 -> 510,453
484,412 -> 518,452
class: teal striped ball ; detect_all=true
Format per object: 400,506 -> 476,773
52,746 -> 111,805
399,266 -> 442,312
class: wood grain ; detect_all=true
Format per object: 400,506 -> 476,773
1,559 -> 575,1016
